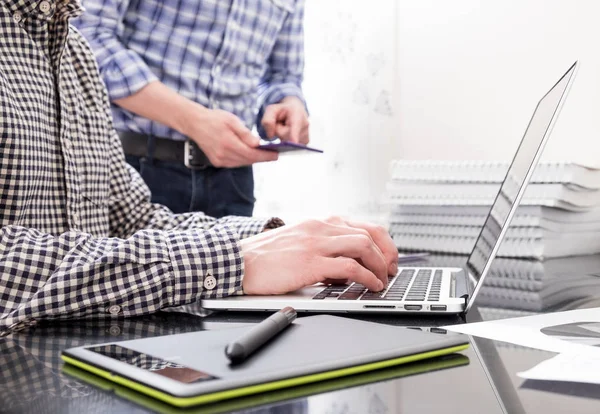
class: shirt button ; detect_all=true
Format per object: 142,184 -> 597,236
63,140 -> 72,152
39,1 -> 52,14
108,305 -> 121,316
72,212 -> 79,223
213,65 -> 221,75
204,274 -> 217,290
13,12 -> 22,23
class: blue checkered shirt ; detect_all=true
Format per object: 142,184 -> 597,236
0,0 -> 283,336
74,0 -> 306,140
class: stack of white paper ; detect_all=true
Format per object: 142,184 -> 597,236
386,161 -> 600,259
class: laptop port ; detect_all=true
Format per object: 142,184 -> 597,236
430,305 -> 447,311
404,305 -> 422,311
363,305 -> 396,309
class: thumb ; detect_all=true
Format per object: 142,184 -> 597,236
231,121 -> 259,148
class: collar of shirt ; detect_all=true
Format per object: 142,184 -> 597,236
2,0 -> 83,22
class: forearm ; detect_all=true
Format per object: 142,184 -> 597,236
113,81 -> 205,137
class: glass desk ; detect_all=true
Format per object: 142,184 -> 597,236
2,254 -> 600,413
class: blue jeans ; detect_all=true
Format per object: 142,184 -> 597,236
125,155 -> 255,218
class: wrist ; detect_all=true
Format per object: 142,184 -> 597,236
175,99 -> 210,137
281,96 -> 304,107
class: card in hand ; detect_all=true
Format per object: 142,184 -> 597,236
258,139 -> 323,153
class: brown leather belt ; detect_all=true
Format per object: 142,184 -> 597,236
118,131 -> 212,169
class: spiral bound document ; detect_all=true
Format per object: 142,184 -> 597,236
386,182 -> 600,210
390,223 -> 600,239
390,207 -> 600,230
391,205 -> 600,223
393,233 -> 600,259
386,160 -> 600,258
389,160 -> 600,189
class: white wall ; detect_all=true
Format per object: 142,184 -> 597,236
254,0 -> 600,222
396,0 -> 600,165
253,0 -> 399,223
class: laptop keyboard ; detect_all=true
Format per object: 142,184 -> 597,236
312,268 -> 443,302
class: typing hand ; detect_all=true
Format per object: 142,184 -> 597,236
183,106 -> 278,168
261,96 -> 309,145
241,217 -> 398,295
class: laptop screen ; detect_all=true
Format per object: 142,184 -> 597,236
464,62 -> 577,310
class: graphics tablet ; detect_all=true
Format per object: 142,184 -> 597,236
63,352 -> 469,413
62,315 -> 468,408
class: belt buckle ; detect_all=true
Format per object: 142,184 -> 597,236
184,140 -> 209,170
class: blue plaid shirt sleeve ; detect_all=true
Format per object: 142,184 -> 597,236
256,0 -> 307,138
75,0 -> 158,100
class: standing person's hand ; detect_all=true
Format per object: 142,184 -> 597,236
241,217 -> 398,295
261,96 -> 309,144
182,105 -> 278,168
114,82 -> 280,168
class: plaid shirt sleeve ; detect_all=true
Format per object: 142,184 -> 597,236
256,0 -> 307,138
0,105 -> 279,335
0,26 -> 284,335
74,0 -> 158,100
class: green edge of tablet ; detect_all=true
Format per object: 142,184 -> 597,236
61,343 -> 469,408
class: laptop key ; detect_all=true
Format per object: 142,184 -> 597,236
339,291 -> 364,300
360,293 -> 384,300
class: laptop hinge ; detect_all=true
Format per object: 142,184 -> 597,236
452,268 -> 471,315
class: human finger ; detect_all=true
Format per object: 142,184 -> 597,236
316,257 -> 384,292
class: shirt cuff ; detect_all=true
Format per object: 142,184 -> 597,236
262,83 -> 306,109
165,225 -> 244,302
101,49 -> 159,101
217,216 -> 285,239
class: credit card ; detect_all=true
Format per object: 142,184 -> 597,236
258,139 -> 323,153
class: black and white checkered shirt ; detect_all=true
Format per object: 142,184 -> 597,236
0,0 -> 282,336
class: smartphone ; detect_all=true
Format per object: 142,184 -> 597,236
258,139 -> 323,153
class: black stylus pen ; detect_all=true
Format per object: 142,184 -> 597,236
225,307 -> 297,364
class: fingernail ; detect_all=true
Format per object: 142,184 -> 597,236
389,261 -> 398,275
378,281 -> 384,291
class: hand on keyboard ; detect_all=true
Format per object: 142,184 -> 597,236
240,216 -> 398,295
322,216 -> 398,276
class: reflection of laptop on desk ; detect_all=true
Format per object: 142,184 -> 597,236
204,62 -> 578,315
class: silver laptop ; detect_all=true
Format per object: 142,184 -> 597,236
204,62 -> 578,315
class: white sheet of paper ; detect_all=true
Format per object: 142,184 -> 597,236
443,307 -> 600,354
518,352 -> 600,384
